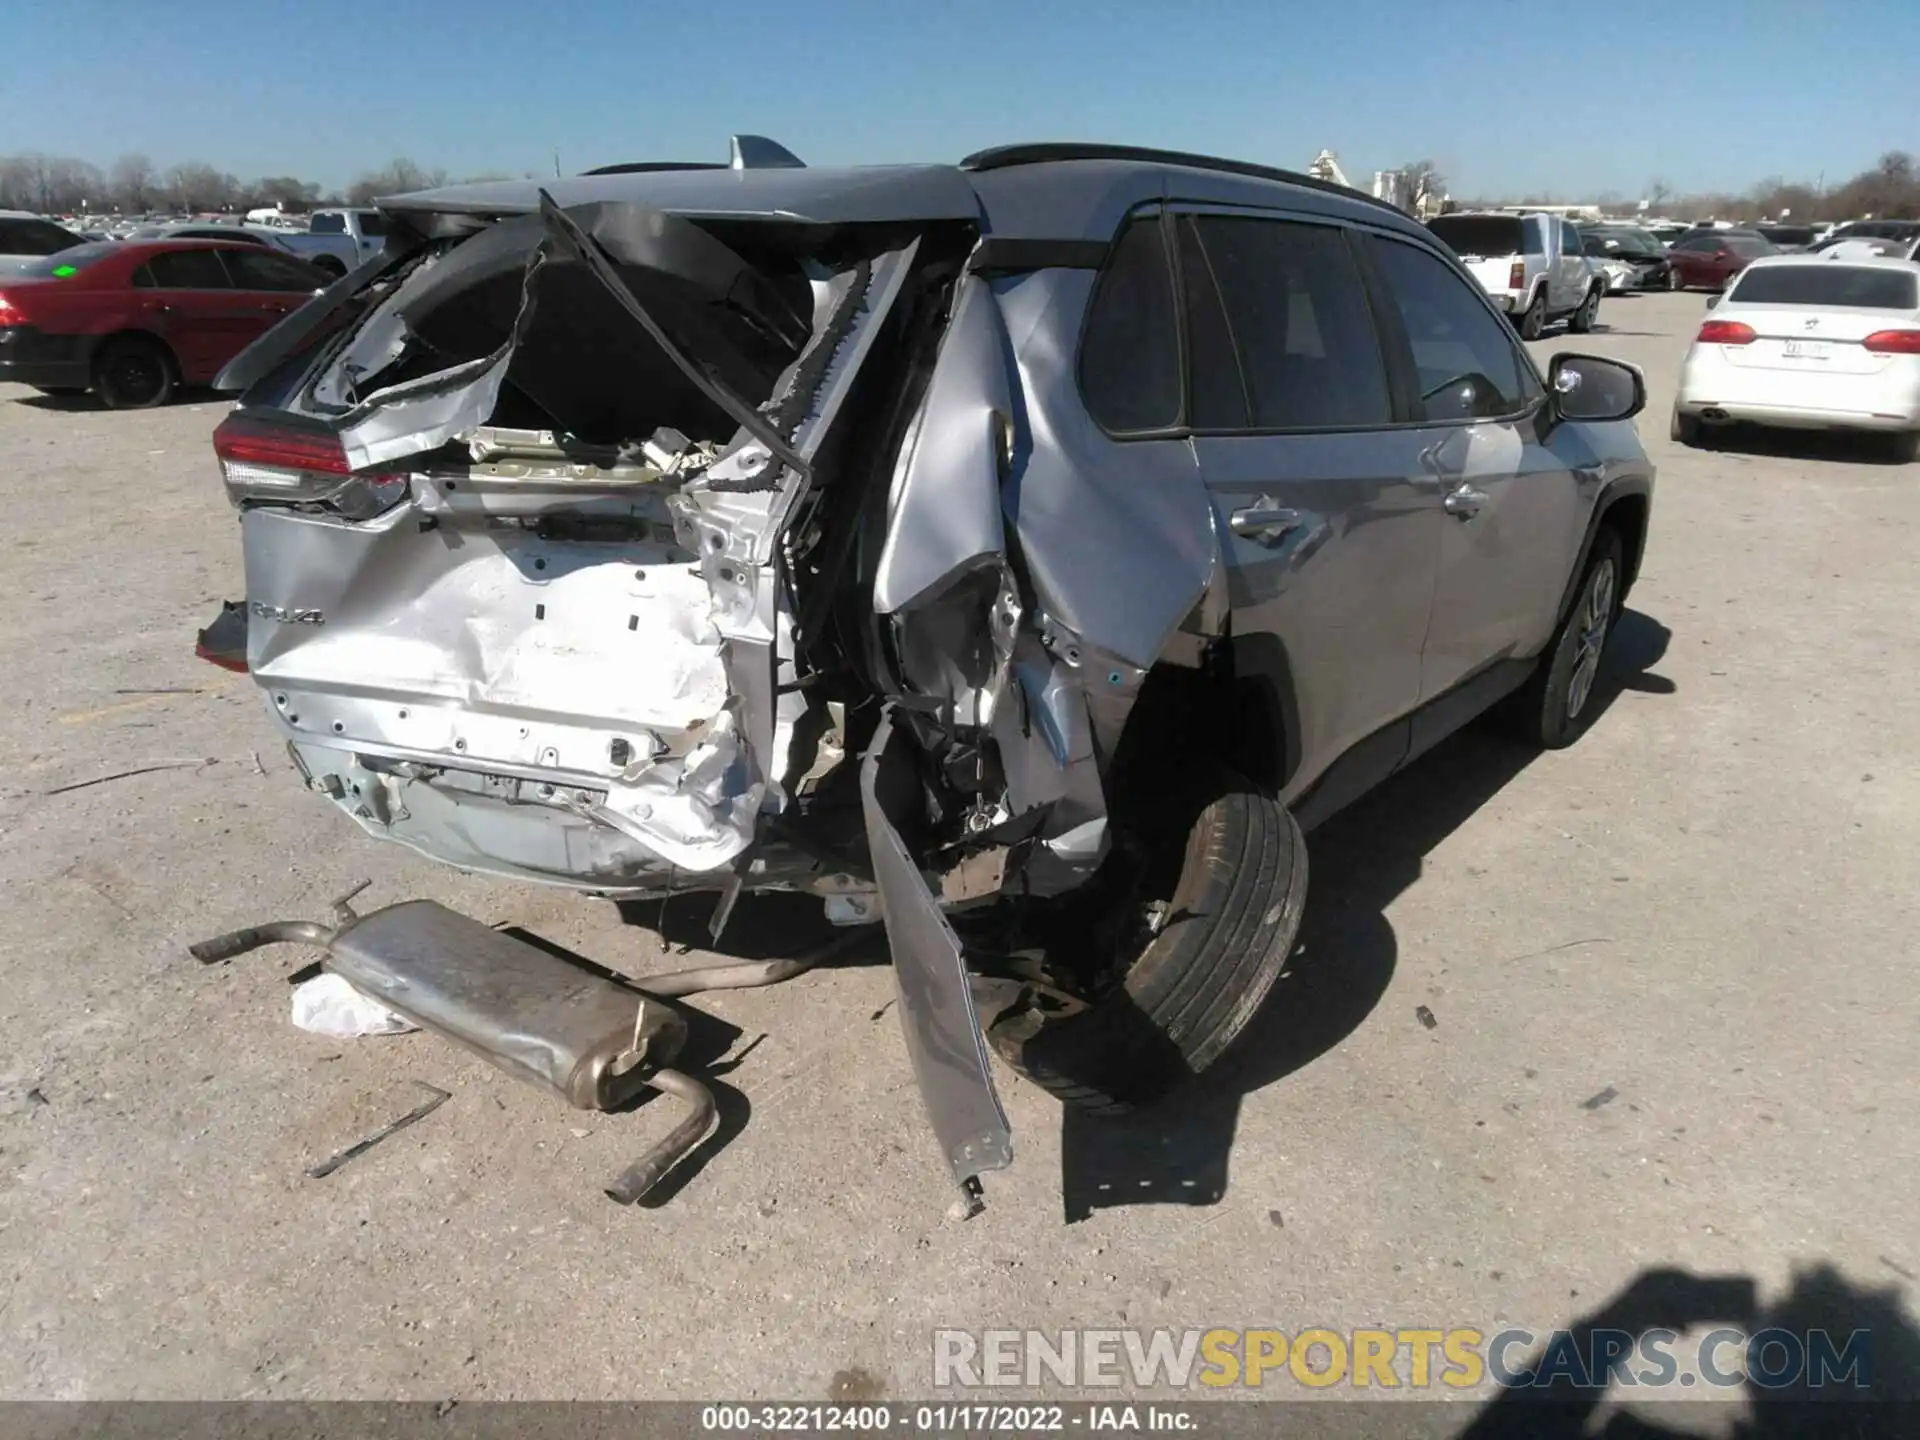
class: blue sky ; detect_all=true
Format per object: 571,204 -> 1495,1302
5,0 -> 1917,199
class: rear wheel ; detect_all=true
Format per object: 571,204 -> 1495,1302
1516,290 -> 1547,341
1883,429 -> 1920,464
986,762 -> 1308,1114
1569,285 -> 1602,333
310,255 -> 347,280
1669,268 -> 1687,292
91,336 -> 174,409
1511,529 -> 1624,750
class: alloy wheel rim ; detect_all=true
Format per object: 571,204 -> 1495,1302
1566,559 -> 1615,719
114,355 -> 161,405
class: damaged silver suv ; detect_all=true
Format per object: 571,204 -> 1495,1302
201,138 -> 1654,1208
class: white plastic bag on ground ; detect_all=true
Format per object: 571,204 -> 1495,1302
290,972 -> 420,1038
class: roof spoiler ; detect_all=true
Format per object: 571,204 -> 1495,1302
730,135 -> 805,170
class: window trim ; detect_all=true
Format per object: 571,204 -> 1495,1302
1351,228 -> 1549,432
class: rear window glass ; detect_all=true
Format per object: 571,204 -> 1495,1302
19,242 -> 118,277
1426,216 -> 1526,258
309,213 -> 345,234
1731,265 -> 1918,309
1080,214 -> 1182,433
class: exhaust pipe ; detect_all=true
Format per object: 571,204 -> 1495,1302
190,891 -> 727,1203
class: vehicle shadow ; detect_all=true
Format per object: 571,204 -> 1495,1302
13,388 -> 217,412
1455,1261 -> 1920,1438
1691,425 -> 1911,466
616,889 -> 864,961
1055,610 -> 1673,1222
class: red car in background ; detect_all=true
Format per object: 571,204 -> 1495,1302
1666,229 -> 1777,292
0,240 -> 330,407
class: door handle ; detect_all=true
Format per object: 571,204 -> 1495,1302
1443,485 -> 1487,519
1228,503 -> 1301,546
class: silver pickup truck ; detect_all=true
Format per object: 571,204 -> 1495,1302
277,208 -> 387,278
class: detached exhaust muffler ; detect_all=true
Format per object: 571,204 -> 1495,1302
191,890 -> 715,1204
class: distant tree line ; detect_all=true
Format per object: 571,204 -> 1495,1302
1458,151 -> 1920,224
0,153 -> 517,215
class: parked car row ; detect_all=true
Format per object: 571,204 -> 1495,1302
4,207 -> 388,279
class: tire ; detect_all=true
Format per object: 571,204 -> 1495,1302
311,256 -> 347,280
1670,407 -> 1705,448
1669,268 -> 1687,292
986,763 -> 1308,1114
1569,285 -> 1601,334
1883,429 -> 1920,464
1510,528 -> 1624,750
91,336 -> 175,410
1517,291 -> 1547,341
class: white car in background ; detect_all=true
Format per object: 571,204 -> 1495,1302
1673,255 -> 1920,461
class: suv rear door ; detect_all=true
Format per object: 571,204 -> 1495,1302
1171,207 -> 1442,810
1359,232 -> 1585,732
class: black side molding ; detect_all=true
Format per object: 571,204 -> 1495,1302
967,237 -> 1110,276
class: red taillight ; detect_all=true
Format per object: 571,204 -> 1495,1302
213,411 -> 350,475
213,410 -> 410,518
1697,320 -> 1756,345
1862,328 -> 1920,355
1508,260 -> 1526,290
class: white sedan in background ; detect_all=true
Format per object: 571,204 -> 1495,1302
1672,255 -> 1920,461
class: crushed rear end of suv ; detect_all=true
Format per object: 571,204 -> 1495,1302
192,138 -> 1653,1210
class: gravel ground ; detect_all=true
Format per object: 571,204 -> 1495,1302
1,291 -> 1915,1407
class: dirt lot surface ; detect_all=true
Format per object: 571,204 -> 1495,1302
2,291 -> 1916,1405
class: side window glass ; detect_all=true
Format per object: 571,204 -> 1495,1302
224,249 -> 325,292
1186,215 -> 1392,430
145,250 -> 232,289
1080,214 -> 1181,434
1367,236 -> 1541,422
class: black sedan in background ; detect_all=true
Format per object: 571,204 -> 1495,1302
1578,225 -> 1673,289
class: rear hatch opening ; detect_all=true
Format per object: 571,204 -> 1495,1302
223,193 -> 976,894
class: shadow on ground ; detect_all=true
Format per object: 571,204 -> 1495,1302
1457,1262 -> 1920,1438
1685,424 -> 1914,466
1056,610 -> 1673,1222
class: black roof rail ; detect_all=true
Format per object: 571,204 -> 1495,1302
959,142 -> 1406,217
581,161 -> 728,177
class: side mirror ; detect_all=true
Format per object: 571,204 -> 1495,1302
1705,292 -> 1721,310
1549,354 -> 1645,424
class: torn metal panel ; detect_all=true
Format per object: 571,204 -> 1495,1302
992,268 -> 1222,671
872,275 -> 1015,616
336,250 -> 545,471
861,709 -> 1013,1197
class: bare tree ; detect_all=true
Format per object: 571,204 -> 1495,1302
109,153 -> 156,212
346,158 -> 448,206
1645,178 -> 1674,211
